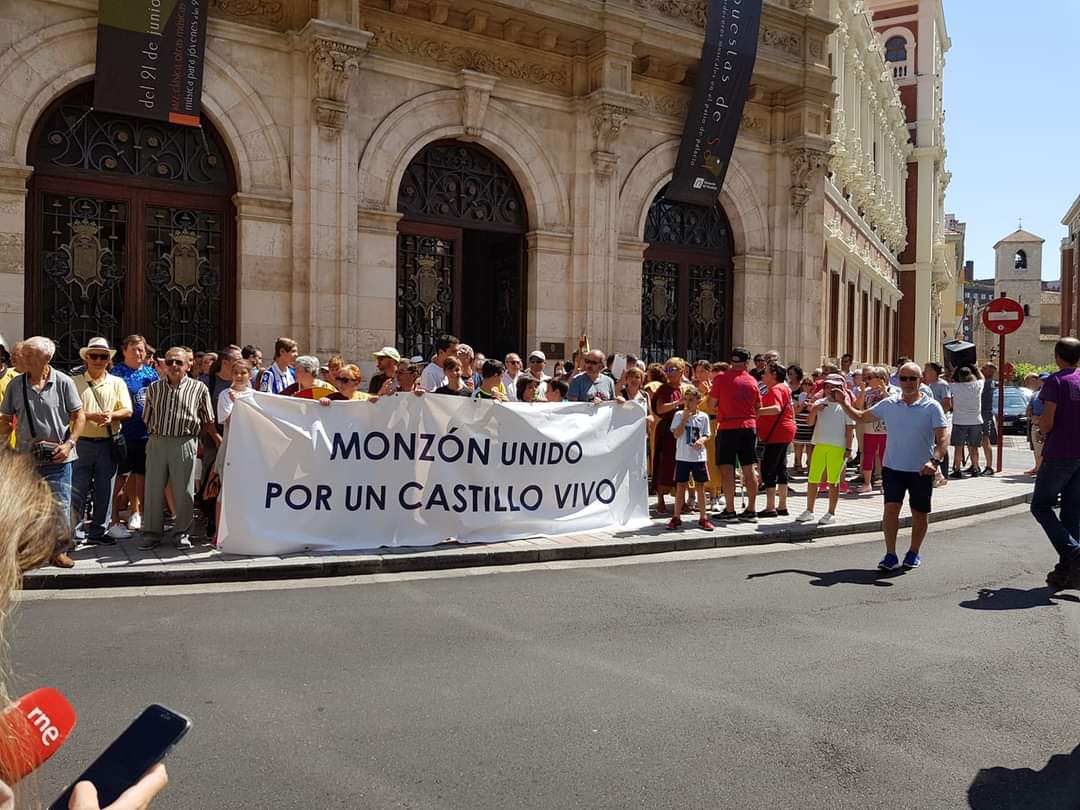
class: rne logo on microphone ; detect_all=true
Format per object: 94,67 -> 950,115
26,707 -> 61,746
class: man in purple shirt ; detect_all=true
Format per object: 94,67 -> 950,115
1032,337 -> 1080,589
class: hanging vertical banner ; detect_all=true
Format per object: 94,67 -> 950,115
667,0 -> 764,206
93,0 -> 208,127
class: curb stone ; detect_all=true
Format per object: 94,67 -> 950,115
24,491 -> 1033,590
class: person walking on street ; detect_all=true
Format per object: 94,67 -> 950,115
0,336 -> 85,568
1030,338 -> 1080,589
835,362 -> 948,571
72,339 -> 132,547
139,348 -> 214,550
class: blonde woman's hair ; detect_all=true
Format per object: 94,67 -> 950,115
663,357 -> 687,372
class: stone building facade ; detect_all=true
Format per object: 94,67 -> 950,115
0,0 -> 931,371
1060,194 -> 1080,339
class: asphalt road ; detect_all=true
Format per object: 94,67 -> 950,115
11,507 -> 1080,810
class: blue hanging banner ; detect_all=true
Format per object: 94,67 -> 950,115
667,0 -> 764,206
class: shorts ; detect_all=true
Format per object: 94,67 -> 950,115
675,460 -> 710,485
862,434 -> 887,472
882,466 -> 933,514
716,428 -> 757,467
118,438 -> 147,475
981,419 -> 998,443
761,443 -> 790,489
808,443 -> 846,486
951,424 -> 982,447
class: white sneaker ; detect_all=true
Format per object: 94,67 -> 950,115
818,513 -> 836,526
127,512 -> 142,531
175,534 -> 192,549
795,509 -> 815,523
106,523 -> 132,540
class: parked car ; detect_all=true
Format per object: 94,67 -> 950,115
990,386 -> 1031,434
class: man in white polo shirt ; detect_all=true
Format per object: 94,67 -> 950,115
836,362 -> 949,572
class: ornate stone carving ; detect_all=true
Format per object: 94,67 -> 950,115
459,70 -> 496,139
209,0 -> 285,27
762,28 -> 801,57
789,0 -> 815,10
368,27 -> 569,92
593,104 -> 631,154
789,148 -> 830,210
310,35 -> 368,135
637,92 -> 689,119
630,0 -> 707,27
739,116 -> 767,138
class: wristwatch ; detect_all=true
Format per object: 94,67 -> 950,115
930,457 -> 942,467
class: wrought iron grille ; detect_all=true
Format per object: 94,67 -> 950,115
397,234 -> 455,360
40,194 -> 128,369
398,143 -> 526,231
687,263 -> 728,363
31,85 -> 230,189
144,207 -> 225,352
644,192 -> 733,254
641,259 -> 679,363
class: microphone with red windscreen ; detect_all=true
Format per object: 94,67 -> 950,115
0,688 -> 77,783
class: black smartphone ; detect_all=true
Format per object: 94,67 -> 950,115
49,704 -> 190,810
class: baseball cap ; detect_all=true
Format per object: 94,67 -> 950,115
372,347 -> 402,362
824,373 -> 847,387
730,347 -> 751,363
1039,372 -> 1052,380
528,351 -> 546,362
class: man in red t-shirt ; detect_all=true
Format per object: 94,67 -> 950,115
709,348 -> 778,522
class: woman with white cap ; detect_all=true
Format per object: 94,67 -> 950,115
72,338 -> 132,547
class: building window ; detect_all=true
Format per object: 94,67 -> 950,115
885,36 -> 908,63
1024,304 -> 1030,316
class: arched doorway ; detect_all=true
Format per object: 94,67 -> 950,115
396,141 -> 527,361
26,83 -> 236,367
640,186 -> 734,363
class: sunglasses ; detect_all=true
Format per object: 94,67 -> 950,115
663,367 -> 678,373
898,375 -> 920,382
86,353 -> 110,361
164,358 -> 186,367
335,376 -> 357,384
507,360 -> 522,365
585,360 -> 603,366
529,358 -> 544,363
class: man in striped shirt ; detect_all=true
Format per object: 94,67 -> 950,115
139,347 -> 214,550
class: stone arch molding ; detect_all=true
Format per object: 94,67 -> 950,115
0,17 -> 290,195
618,139 -> 770,258
358,90 -> 570,231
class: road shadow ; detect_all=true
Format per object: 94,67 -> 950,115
959,587 -> 1080,611
968,744 -> 1080,809
746,568 -> 904,587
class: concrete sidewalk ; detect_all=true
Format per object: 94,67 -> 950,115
26,445 -> 1039,589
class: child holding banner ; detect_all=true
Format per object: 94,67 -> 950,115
668,387 -> 713,531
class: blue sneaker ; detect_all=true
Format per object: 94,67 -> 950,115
902,551 -> 922,569
878,553 -> 901,571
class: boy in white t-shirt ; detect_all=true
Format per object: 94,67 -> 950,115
669,387 -> 714,531
797,374 -> 855,526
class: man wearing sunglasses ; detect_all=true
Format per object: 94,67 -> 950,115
834,362 -> 948,572
568,350 -> 616,403
139,348 -> 215,550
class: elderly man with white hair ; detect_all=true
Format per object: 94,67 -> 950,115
835,361 -> 949,572
0,335 -> 86,568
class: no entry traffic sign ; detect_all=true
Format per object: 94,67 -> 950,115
982,297 -> 1025,335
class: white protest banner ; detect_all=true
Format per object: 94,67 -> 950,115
218,392 -> 649,555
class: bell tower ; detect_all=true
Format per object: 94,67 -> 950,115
993,226 -> 1047,363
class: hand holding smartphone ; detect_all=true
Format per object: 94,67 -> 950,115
51,705 -> 189,810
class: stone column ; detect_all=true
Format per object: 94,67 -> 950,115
291,19 -> 371,358
233,192 -> 294,352
355,207 -> 402,358
526,230 -> 575,356
0,161 -> 30,345
614,237 -> 648,356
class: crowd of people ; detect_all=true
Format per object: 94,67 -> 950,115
0,331 -> 1077,585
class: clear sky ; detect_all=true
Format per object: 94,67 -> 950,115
943,0 -> 1077,281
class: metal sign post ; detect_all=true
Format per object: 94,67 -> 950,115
982,295 -> 1025,473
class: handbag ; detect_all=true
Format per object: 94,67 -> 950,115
87,376 -> 128,464
21,375 -> 61,465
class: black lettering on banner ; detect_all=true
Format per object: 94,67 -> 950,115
365,432 -> 389,460
520,485 -> 543,512
394,432 -> 416,461
566,442 -> 583,464
265,482 -> 282,509
438,433 -> 464,463
418,433 -> 437,462
344,485 -> 386,511
400,481 -> 423,510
